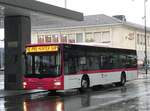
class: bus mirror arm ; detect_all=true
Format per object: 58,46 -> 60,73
22,51 -> 26,55
22,51 -> 27,59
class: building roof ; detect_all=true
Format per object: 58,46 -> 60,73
32,14 -> 121,29
33,14 -> 150,32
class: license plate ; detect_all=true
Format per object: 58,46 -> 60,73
37,87 -> 43,89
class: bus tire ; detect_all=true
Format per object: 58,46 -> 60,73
79,75 -> 90,92
115,72 -> 126,87
48,90 -> 56,95
120,72 -> 126,86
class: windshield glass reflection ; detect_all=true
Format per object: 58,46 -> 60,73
25,53 -> 61,77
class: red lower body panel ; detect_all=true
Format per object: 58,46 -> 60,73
23,76 -> 64,90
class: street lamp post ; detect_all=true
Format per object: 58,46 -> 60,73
0,39 -> 4,48
132,0 -> 148,76
0,39 -> 4,69
64,0 -> 67,8
144,0 -> 148,76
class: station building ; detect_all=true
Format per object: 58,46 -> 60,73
23,14 -> 150,67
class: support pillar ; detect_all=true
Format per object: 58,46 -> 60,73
4,16 -> 31,90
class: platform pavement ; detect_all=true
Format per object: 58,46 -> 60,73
137,70 -> 150,79
0,89 -> 48,98
0,71 -> 48,98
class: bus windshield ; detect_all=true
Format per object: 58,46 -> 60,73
25,52 -> 61,78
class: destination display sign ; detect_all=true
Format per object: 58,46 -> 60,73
26,45 -> 59,53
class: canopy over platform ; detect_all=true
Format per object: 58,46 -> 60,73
0,0 -> 83,28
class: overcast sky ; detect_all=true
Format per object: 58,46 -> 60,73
38,0 -> 150,27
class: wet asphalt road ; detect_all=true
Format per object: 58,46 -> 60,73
0,74 -> 150,111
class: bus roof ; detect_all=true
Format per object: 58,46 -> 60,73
26,43 -> 136,51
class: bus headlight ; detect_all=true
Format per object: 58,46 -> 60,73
54,82 -> 61,86
23,82 -> 27,88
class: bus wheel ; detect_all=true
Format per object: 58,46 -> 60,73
115,73 -> 126,87
48,90 -> 56,95
120,73 -> 126,86
79,76 -> 89,92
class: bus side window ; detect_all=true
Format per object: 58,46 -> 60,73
126,55 -> 137,68
64,61 -> 68,74
64,53 -> 69,74
111,54 -> 119,69
65,57 -> 76,74
79,57 -> 86,65
104,56 -> 112,69
99,56 -> 105,69
88,56 -> 99,70
64,52 -> 78,74
99,55 -> 113,69
119,54 -> 126,68
79,57 -> 87,71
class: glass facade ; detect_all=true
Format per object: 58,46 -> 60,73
35,31 -> 111,44
76,33 -> 83,43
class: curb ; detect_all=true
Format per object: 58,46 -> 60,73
0,90 -> 48,98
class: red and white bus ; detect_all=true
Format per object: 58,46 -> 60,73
23,43 -> 137,92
